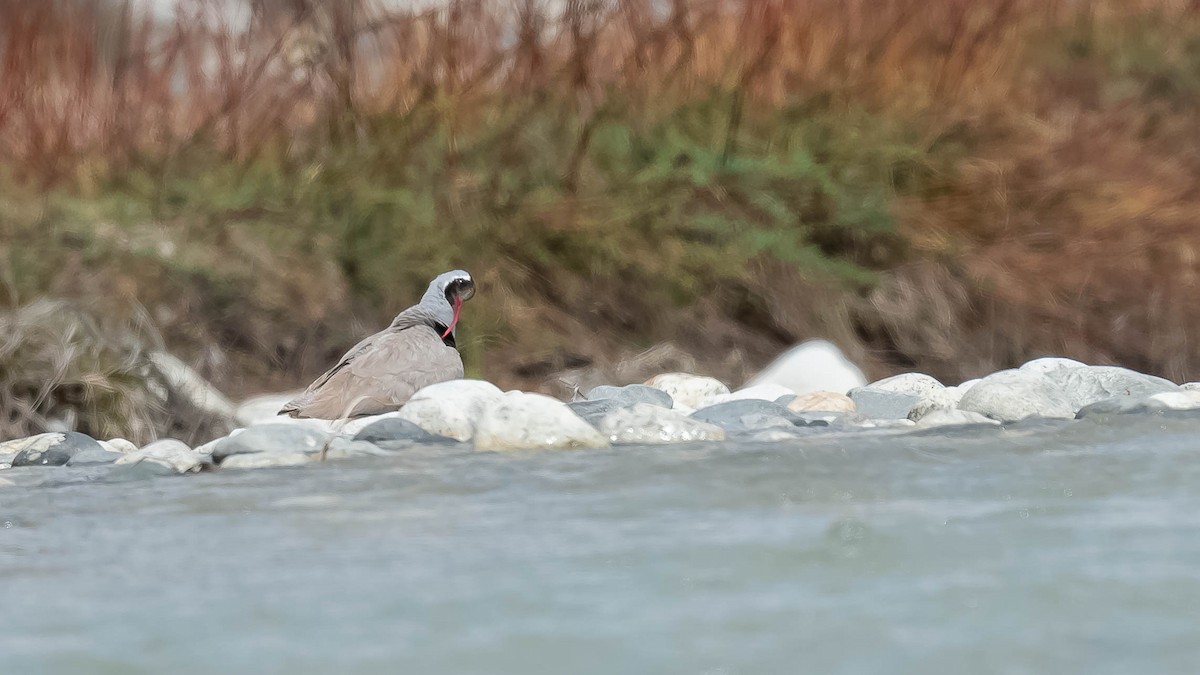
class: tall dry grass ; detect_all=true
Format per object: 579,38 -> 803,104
2,0 -> 1200,393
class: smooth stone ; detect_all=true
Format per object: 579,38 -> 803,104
848,387 -> 920,420
914,409 -> 1001,429
1076,390 -> 1200,418
783,391 -> 856,413
1047,366 -> 1178,410
149,351 -> 238,419
210,425 -> 330,462
596,403 -> 726,445
9,432 -> 104,467
65,449 -> 124,466
699,384 -> 796,409
958,378 -> 981,392
643,373 -> 730,409
1019,357 -> 1088,374
397,379 -> 504,441
956,370 -> 1075,421
1183,382 -> 1200,392
864,373 -> 960,421
103,438 -> 138,454
352,418 -> 457,445
690,400 -> 797,432
585,384 -> 674,409
115,439 -> 206,474
474,393 -> 610,451
743,339 -> 867,395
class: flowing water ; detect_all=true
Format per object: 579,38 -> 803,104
4,412 -> 1200,674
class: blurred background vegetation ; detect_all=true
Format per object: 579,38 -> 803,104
2,0 -> 1199,437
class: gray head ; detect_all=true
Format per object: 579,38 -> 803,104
418,269 -> 475,338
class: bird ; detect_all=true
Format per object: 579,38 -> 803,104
279,270 -> 475,419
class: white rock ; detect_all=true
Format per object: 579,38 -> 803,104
786,391 -> 856,413
698,383 -> 795,408
115,439 -> 205,473
957,370 -> 1075,421
744,340 -> 867,395
474,392 -> 609,451
643,373 -> 730,409
1046,366 -> 1178,410
103,438 -> 139,454
958,379 -> 980,392
1019,357 -> 1087,374
220,453 -> 313,469
866,373 -> 961,421
236,392 -> 305,427
1147,390 -> 1200,410
1183,382 -> 1200,392
149,351 -> 237,419
597,403 -> 726,444
914,409 -> 1001,429
397,379 -> 504,441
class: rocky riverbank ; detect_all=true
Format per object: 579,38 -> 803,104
3,342 -> 1199,482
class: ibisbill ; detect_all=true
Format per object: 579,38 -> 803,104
279,270 -> 475,420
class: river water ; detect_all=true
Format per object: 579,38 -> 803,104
3,411 -> 1200,674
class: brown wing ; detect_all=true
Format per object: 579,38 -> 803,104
279,325 -> 463,419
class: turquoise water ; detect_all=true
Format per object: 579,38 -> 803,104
3,412 -> 1200,674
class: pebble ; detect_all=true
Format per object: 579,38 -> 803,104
596,403 -> 726,445
474,392 -> 610,451
783,391 -> 856,413
957,370 -> 1075,421
397,379 -> 504,441
643,373 -> 730,409
743,339 -> 867,394
7,432 -> 105,467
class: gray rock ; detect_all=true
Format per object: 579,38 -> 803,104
957,370 -> 1075,421
864,373 -> 961,421
1047,366 -> 1178,410
210,425 -> 331,462
690,400 -> 797,432
848,387 -> 920,420
116,439 -> 207,474
585,384 -> 674,409
567,399 -> 631,426
8,432 -> 105,467
914,409 -> 1001,429
596,403 -> 725,444
352,418 -> 457,445
65,449 -> 124,466
1076,390 -> 1200,418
